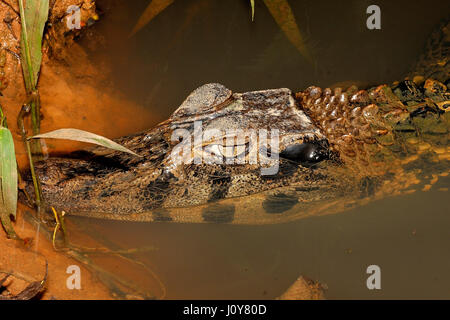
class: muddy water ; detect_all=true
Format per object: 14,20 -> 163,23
59,0 -> 450,299
71,184 -> 450,299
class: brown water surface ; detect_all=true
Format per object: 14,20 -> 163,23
13,0 -> 450,299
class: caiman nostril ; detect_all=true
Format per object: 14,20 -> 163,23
279,142 -> 328,165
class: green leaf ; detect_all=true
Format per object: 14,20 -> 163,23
250,0 -> 255,21
18,0 -> 49,90
263,0 -> 312,62
129,0 -> 175,37
0,127 -> 18,219
0,126 -> 18,239
31,128 -> 140,157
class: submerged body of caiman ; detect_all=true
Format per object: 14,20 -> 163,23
24,21 -> 450,224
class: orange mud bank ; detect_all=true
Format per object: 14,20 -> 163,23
0,0 -> 156,166
0,0 -> 156,299
0,204 -> 113,299
2,42 -> 156,169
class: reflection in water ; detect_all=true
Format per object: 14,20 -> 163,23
87,0 -> 450,118
56,0 -> 450,299
68,184 -> 449,299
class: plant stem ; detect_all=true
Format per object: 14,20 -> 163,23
29,91 -> 42,155
0,212 -> 20,240
17,168 -> 33,204
18,0 -> 42,155
25,137 -> 41,208
17,104 -> 42,210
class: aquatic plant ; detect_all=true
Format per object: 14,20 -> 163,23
0,2 -> 138,239
262,0 -> 312,62
0,108 -> 19,239
14,0 -> 50,214
31,129 -> 140,157
129,0 -> 175,37
130,0 -> 312,61
18,0 -> 49,154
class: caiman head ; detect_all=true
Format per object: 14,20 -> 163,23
24,22 -> 450,224
27,83 -> 349,224
25,78 -> 449,224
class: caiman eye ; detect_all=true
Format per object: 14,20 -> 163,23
279,142 -> 328,165
204,142 -> 250,159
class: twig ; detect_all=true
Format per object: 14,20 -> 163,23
3,15 -> 18,40
5,48 -> 20,61
0,261 -> 47,300
17,168 -> 33,204
0,0 -> 19,16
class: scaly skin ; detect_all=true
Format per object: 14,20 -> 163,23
24,21 -> 450,224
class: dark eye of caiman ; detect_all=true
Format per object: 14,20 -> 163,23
279,142 -> 328,166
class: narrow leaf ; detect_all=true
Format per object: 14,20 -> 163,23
19,0 -> 49,89
129,0 -> 175,37
263,0 -> 312,62
0,127 -> 18,220
31,129 -> 140,157
250,0 -> 255,21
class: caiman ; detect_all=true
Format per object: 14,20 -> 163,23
24,21 -> 450,226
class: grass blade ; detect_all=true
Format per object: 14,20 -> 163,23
263,0 -> 312,62
18,0 -> 49,154
18,0 -> 49,89
250,0 -> 255,21
129,0 -> 175,37
0,127 -> 19,239
0,127 -> 18,219
31,128 -> 140,157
